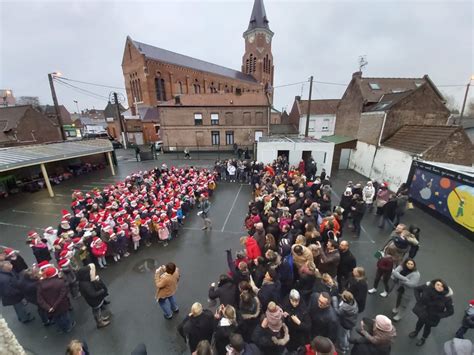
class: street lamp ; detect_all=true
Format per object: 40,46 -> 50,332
73,100 -> 80,115
459,75 -> 474,123
48,72 -> 67,141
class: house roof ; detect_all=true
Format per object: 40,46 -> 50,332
320,135 -> 357,144
383,125 -> 460,154
0,106 -> 31,143
357,77 -> 426,103
40,105 -> 72,124
246,0 -> 271,32
298,99 -> 340,116
138,106 -> 160,122
158,93 -> 269,107
130,37 -> 258,84
103,102 -> 126,119
269,124 -> 298,135
365,91 -> 414,112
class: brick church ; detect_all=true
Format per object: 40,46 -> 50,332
121,0 -> 274,108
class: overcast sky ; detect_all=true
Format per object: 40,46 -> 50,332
1,0 -> 473,114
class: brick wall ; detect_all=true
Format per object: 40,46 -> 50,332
357,112 -> 384,145
12,107 -> 62,146
382,85 -> 450,141
335,79 -> 364,138
159,105 -> 268,149
423,130 -> 472,166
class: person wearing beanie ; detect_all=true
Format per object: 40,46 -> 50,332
455,299 -> 474,339
410,279 -> 454,346
214,304 -> 238,355
177,302 -> 214,353
76,263 -> 111,329
252,301 -> 290,354
37,266 -> 75,333
350,314 -> 396,355
281,289 -> 311,351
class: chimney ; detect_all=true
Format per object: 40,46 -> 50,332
295,95 -> 301,101
174,95 -> 181,105
352,71 -> 362,79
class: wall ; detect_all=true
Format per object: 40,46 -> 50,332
358,112 -> 384,145
349,141 -> 413,190
257,141 -> 335,176
335,78 -> 364,138
159,105 -> 268,149
14,108 -> 62,146
298,114 -> 335,138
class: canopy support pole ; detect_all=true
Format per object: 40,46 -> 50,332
107,151 -> 116,176
40,163 -> 54,198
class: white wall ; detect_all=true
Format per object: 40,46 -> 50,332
349,141 -> 413,190
298,114 -> 335,138
257,141 -> 335,176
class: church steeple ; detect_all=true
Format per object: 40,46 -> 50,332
242,0 -> 274,95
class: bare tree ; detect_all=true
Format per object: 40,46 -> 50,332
442,93 -> 459,114
466,99 -> 474,117
17,96 -> 40,107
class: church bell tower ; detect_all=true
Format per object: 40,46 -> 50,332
242,0 -> 274,95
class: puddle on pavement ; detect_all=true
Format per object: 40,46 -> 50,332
132,258 -> 160,273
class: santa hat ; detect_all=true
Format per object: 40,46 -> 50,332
60,219 -> 70,228
3,248 -> 16,257
59,250 -> 74,259
44,226 -> 55,234
58,258 -> 70,269
42,266 -> 58,279
469,300 -> 474,306
91,236 -> 101,247
72,237 -> 82,244
27,230 -> 38,239
37,260 -> 52,270
61,209 -> 71,218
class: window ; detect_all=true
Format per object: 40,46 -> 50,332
369,83 -> 380,90
322,118 -> 330,131
194,113 -> 203,125
194,79 -> 201,94
155,78 -> 166,101
211,131 -> 220,145
226,131 -> 234,145
254,130 -> 263,142
177,81 -> 184,94
211,113 -> 219,125
415,82 -> 423,88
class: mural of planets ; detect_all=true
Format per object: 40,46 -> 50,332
410,168 -> 474,232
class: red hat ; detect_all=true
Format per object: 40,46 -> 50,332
44,226 -> 54,233
469,300 -> 474,306
3,248 -> 15,257
58,258 -> 70,269
27,230 -> 38,239
60,219 -> 70,226
42,266 -> 58,279
72,237 -> 82,244
37,261 -> 52,270
152,215 -> 159,222
61,209 -> 71,218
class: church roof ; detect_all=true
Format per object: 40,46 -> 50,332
131,38 -> 258,84
247,0 -> 271,31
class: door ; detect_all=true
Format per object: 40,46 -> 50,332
339,148 -> 351,169
277,150 -> 289,160
134,133 -> 144,145
302,150 -> 312,162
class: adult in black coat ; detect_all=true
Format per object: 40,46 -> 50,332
337,241 -> 357,291
17,269 -> 51,325
252,320 -> 290,355
281,290 -> 311,351
238,291 -> 261,342
307,292 -> 338,343
346,267 -> 368,313
177,303 -> 215,353
0,261 -> 34,323
208,274 -> 238,307
5,250 -> 29,274
257,270 -> 281,312
410,279 -> 454,346
213,304 -> 239,355
379,195 -> 397,229
77,263 -> 110,328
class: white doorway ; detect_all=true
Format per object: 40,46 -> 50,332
339,149 -> 351,169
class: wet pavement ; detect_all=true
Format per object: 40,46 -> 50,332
0,156 -> 472,355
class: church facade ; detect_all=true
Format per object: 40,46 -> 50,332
121,0 -> 275,109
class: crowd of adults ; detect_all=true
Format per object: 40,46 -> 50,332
174,155 -> 471,355
0,155 -> 473,355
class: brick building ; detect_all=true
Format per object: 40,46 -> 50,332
0,105 -> 62,147
157,93 -> 269,150
107,106 -> 160,145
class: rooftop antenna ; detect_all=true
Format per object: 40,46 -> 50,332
300,82 -> 305,97
358,55 -> 368,72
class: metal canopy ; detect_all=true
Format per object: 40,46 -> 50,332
0,139 -> 113,173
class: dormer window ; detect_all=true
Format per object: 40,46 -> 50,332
369,83 -> 381,90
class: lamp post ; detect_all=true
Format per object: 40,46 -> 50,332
2,90 -> 11,107
73,100 -> 80,116
48,72 -> 67,141
459,75 -> 474,124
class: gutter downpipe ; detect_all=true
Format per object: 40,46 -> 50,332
369,111 -> 387,180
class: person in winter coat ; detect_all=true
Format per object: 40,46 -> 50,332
227,163 -> 237,182
368,254 -> 394,298
200,195 -> 212,230
37,266 -> 75,333
90,237 -> 108,269
444,338 -> 474,355
77,263 -> 111,328
155,262 -> 180,319
347,267 -> 368,313
375,184 -> 389,216
362,181 -> 375,212
17,268 -> 51,325
308,292 -> 338,343
0,261 -> 35,323
391,258 -> 421,322
208,274 -> 238,307
384,230 -> 418,267
292,244 -> 313,272
252,301 -> 290,355
302,336 -> 336,355
253,269 -> 281,312
350,315 -> 396,355
410,279 -> 454,346
455,299 -> 474,339
177,302 -> 215,353
336,291 -> 358,354
339,188 -> 354,228
337,241 -> 357,292
227,333 -> 262,355
281,289 -> 311,351
238,290 -> 261,342
58,258 -> 80,299
4,248 -> 29,274
378,194 -> 397,229
213,304 -> 238,355
394,191 -> 408,225
315,240 -> 340,279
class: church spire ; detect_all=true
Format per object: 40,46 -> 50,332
247,0 -> 270,32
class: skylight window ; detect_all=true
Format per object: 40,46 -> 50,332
369,83 -> 381,90
391,89 -> 404,93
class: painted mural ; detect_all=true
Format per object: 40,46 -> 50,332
409,162 -> 474,233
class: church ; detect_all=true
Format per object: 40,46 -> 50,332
121,0 -> 274,108
118,0 -> 276,149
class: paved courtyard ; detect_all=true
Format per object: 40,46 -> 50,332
0,152 -> 473,355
